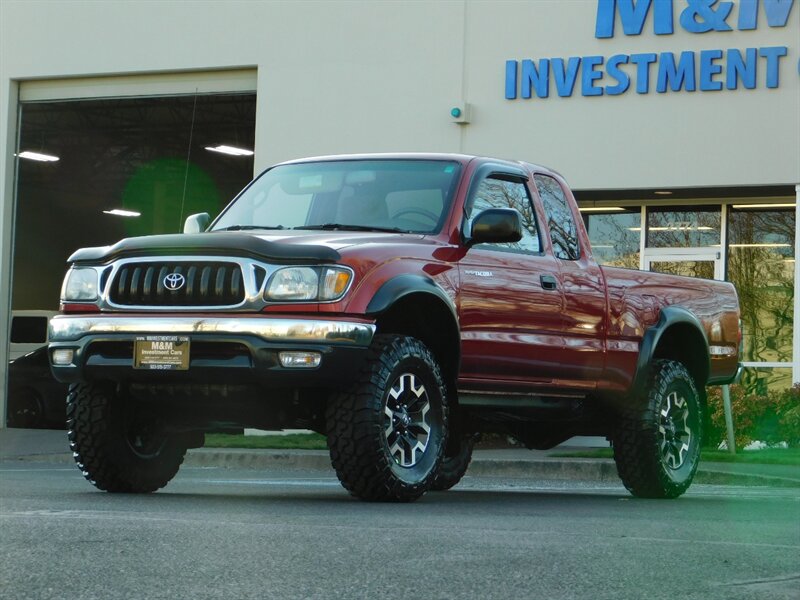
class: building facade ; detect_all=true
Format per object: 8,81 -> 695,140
1,0 -> 798,425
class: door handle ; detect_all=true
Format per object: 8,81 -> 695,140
540,274 -> 558,290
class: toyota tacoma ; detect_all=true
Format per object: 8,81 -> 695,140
49,154 -> 741,501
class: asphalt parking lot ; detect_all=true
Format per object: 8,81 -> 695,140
1,459 -> 798,600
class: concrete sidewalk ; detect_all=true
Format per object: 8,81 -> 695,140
2,428 -> 798,488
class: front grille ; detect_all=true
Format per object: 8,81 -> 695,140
109,261 -> 245,307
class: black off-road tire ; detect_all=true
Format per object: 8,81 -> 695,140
7,389 -> 44,429
67,381 -> 187,493
326,334 -> 448,502
431,434 -> 475,491
613,359 -> 703,499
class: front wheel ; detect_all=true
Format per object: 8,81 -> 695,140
613,359 -> 702,499
67,382 -> 187,493
431,433 -> 476,491
326,334 -> 448,502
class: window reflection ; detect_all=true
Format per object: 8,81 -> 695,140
647,206 -> 721,248
468,178 -> 541,254
535,175 -> 579,260
649,261 -> 715,279
727,207 -> 795,371
584,210 -> 641,268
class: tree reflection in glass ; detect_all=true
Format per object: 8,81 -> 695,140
584,210 -> 641,269
647,206 -> 721,248
727,207 -> 795,394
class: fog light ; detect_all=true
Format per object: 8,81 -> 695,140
52,349 -> 74,366
279,351 -> 321,368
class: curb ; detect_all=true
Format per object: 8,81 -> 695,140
11,448 -> 800,488
184,448 -> 333,471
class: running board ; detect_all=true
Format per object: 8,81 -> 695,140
458,391 -> 585,410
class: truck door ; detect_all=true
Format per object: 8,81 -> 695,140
457,169 -> 566,391
532,173 -> 607,389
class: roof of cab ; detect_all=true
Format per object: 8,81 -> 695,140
273,152 -> 560,178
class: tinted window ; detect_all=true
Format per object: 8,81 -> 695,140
10,316 -> 48,344
466,177 -> 540,254
535,174 -> 579,260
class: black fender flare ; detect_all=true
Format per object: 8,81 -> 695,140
631,306 -> 710,398
365,274 -> 458,322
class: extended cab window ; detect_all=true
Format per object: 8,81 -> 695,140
535,174 -> 579,260
466,177 -> 541,254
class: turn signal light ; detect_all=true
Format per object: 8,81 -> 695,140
278,351 -> 321,368
52,349 -> 75,366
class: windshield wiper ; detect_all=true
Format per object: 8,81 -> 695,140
215,225 -> 286,231
293,223 -> 409,233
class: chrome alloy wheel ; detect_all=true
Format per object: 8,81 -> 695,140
658,391 -> 692,469
383,373 -> 431,468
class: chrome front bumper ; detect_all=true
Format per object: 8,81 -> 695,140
49,315 -> 376,346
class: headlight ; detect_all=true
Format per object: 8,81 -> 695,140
265,266 -> 352,302
61,267 -> 99,301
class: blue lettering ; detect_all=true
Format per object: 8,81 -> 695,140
759,46 -> 787,87
738,0 -> 759,27
699,49 -> 724,90
740,0 -> 796,28
763,0 -> 796,25
656,51 -> 697,92
680,0 -> 733,33
726,48 -> 758,89
552,57 -> 582,97
596,0 -> 674,38
630,53 -> 658,92
582,56 -> 605,96
606,54 -> 631,95
521,59 -> 550,98
505,60 -> 518,99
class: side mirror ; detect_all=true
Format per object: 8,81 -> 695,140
467,208 -> 523,245
183,212 -> 211,234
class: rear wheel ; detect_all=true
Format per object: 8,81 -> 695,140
326,334 -> 448,502
67,382 -> 187,493
613,360 -> 702,499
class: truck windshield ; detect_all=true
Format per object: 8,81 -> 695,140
212,159 -> 462,234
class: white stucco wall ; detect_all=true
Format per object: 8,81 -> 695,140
2,0 -> 797,189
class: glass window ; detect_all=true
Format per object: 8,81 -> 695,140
465,177 -> 541,254
737,367 -> 793,396
534,174 -> 579,260
13,93 -> 256,311
10,316 -> 48,344
214,160 -> 460,234
727,206 -> 794,365
646,206 -> 721,248
649,260 -> 716,279
584,209 -> 641,268
385,189 -> 444,223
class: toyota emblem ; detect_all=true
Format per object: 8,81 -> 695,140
164,272 -> 186,291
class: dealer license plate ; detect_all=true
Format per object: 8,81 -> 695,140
133,336 -> 190,370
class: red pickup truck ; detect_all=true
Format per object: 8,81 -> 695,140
49,154 -> 741,501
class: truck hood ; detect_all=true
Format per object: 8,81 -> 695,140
67,230 -> 430,265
